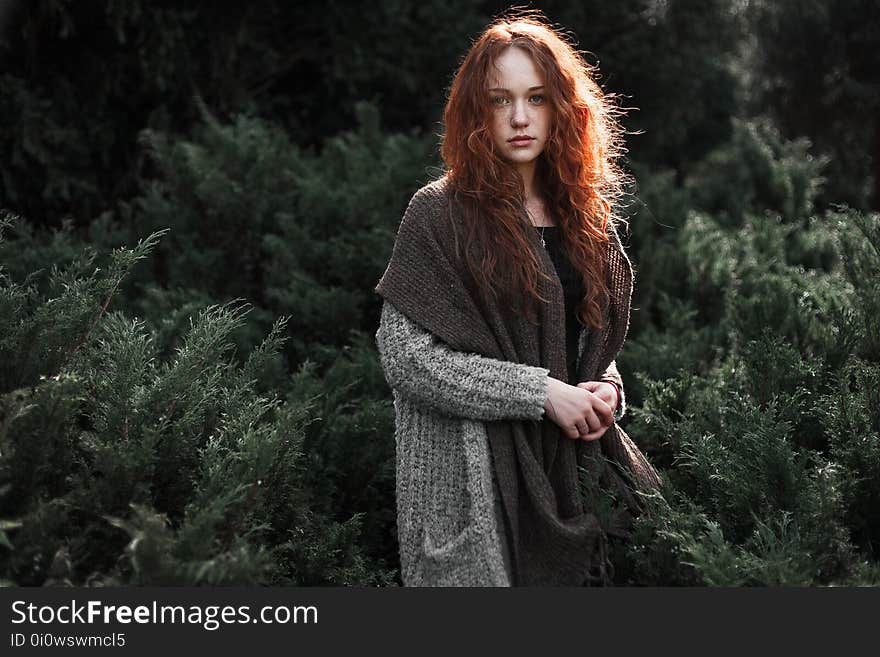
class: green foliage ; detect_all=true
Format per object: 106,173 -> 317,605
0,221 -> 391,585
744,0 -> 880,209
686,117 -> 829,226
618,142 -> 880,584
0,99 -> 434,586
0,1 -> 484,229
287,333 -> 398,577
0,214 -> 166,390
129,101 -> 435,364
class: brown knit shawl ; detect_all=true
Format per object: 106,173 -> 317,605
375,176 -> 660,586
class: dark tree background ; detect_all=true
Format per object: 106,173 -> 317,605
1,0 -> 878,586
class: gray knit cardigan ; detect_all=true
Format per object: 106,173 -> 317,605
375,300 -> 626,587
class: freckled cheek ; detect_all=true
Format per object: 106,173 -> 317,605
538,117 -> 551,142
490,119 -> 508,146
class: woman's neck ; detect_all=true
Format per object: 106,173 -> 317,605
515,160 -> 539,202
515,162 -> 554,226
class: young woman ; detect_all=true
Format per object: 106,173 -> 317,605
375,13 -> 660,587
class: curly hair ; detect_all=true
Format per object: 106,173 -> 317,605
441,10 -> 633,329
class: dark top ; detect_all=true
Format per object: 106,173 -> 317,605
534,225 -> 585,382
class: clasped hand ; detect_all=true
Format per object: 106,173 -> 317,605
543,377 -> 617,441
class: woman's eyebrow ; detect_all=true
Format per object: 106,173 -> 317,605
487,85 -> 545,92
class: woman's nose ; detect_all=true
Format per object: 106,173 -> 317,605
510,101 -> 529,127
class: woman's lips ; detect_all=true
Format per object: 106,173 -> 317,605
508,136 -> 535,146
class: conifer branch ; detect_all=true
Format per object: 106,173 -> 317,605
156,301 -> 251,426
52,276 -> 122,379
50,229 -> 168,380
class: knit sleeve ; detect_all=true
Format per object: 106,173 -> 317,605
376,300 -> 548,421
599,360 -> 627,422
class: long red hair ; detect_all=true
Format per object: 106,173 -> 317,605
441,11 -> 633,329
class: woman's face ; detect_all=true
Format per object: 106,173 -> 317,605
486,46 -> 551,171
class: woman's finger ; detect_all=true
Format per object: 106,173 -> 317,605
582,390 -> 612,426
584,406 -> 601,432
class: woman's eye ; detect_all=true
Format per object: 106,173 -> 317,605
530,94 -> 546,104
491,96 -> 509,106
